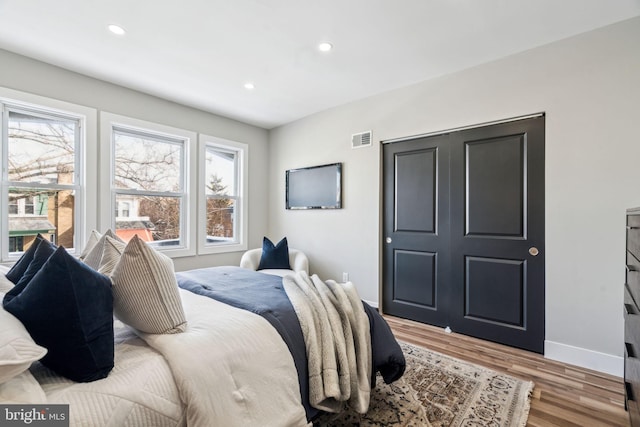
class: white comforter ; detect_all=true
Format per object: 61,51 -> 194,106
29,322 -> 186,427
1,270 -> 185,427
139,289 -> 310,427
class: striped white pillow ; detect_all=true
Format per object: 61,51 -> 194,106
97,236 -> 126,277
111,235 -> 187,334
83,230 -> 123,270
78,229 -> 102,260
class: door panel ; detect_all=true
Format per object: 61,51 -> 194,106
383,135 -> 450,327
450,117 -> 544,353
382,116 -> 545,353
464,256 -> 524,327
394,250 -> 436,307
466,134 -> 525,237
395,149 -> 436,233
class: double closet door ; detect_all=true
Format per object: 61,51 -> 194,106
382,116 -> 545,353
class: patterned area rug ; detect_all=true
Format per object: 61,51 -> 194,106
316,341 -> 533,427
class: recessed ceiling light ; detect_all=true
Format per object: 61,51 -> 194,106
107,24 -> 126,36
318,42 -> 333,52
244,82 -> 255,90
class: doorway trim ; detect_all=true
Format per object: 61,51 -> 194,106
382,113 -> 545,145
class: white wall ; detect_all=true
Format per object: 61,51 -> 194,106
0,49 -> 270,271
268,17 -> 640,374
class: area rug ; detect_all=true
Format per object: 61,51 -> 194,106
315,341 -> 533,427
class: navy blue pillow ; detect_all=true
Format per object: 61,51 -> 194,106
4,234 -> 47,284
258,237 -> 291,270
3,246 -> 114,382
3,238 -> 57,306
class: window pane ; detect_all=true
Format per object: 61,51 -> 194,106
9,236 -> 23,252
120,202 -> 130,218
114,130 -> 182,192
8,111 -> 75,185
24,198 -> 35,215
205,148 -> 236,196
8,187 -> 75,251
206,197 -> 235,244
115,195 -> 181,246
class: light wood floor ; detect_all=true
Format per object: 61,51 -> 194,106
385,315 -> 629,427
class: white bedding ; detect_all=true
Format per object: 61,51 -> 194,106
140,289 -> 310,427
1,268 -> 310,426
30,320 -> 186,427
1,264 -> 370,427
1,268 -> 186,426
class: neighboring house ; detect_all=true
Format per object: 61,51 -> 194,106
114,196 -> 155,242
9,192 -> 157,251
9,193 -> 56,252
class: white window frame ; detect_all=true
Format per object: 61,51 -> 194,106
0,87 -> 96,262
99,112 -> 196,258
198,135 -> 248,255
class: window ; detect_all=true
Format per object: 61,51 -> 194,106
24,197 -> 35,215
8,236 -> 23,252
117,201 -> 131,218
100,113 -> 196,257
8,199 -> 18,215
198,135 -> 247,254
1,98 -> 87,260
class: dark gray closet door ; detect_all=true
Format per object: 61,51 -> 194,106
382,134 -> 451,327
382,116 -> 545,353
448,118 -> 545,353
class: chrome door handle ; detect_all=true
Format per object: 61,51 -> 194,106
386,237 -> 392,244
529,247 -> 539,256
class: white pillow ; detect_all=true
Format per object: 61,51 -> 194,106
111,235 -> 187,334
83,229 -> 123,270
97,236 -> 126,277
0,303 -> 47,384
0,269 -> 14,293
78,229 -> 102,260
0,370 -> 46,403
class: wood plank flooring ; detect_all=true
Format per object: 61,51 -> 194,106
385,315 -> 629,427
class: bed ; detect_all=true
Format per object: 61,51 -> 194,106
0,236 -> 405,427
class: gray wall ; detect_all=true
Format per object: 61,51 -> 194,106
0,49 -> 270,271
268,17 -> 640,373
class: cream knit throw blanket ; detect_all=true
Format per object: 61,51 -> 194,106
283,271 -> 372,414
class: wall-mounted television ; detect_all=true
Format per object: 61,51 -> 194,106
286,162 -> 342,210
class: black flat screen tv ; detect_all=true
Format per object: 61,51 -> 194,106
286,162 -> 342,209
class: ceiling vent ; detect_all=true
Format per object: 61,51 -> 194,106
351,130 -> 372,149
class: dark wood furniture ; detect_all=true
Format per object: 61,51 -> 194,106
626,207 -> 640,425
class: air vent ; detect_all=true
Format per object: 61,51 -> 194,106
351,130 -> 372,149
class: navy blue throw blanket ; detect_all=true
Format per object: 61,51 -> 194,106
176,266 -> 405,421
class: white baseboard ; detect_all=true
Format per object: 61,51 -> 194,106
544,340 -> 623,377
368,308 -> 621,375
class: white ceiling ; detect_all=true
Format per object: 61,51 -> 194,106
0,1 -> 639,129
